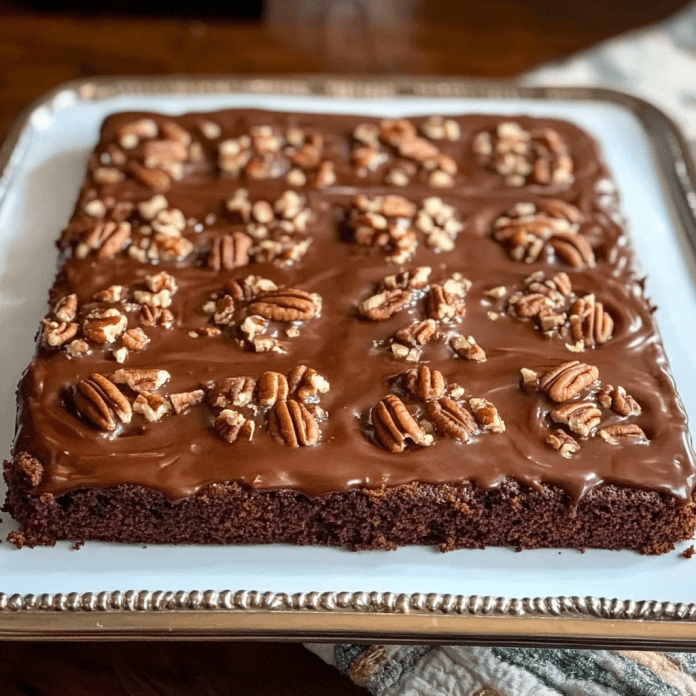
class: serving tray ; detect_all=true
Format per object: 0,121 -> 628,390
1,76 -> 696,646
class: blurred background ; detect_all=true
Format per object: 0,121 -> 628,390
0,0 -> 691,137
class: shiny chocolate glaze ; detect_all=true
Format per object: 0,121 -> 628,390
12,110 -> 696,504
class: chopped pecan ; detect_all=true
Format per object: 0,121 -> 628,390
54,294 -> 78,322
269,399 -> 320,447
83,308 -> 127,344
394,319 -> 437,347
239,314 -> 266,339
248,288 -> 320,322
599,424 -> 648,445
111,368 -> 170,393
451,335 -> 486,362
383,266 -> 431,291
133,288 -> 172,309
66,339 -> 89,357
520,367 -> 539,392
425,284 -> 465,321
569,294 -> 614,347
212,296 -> 236,326
545,429 -> 580,458
538,361 -> 599,402
130,163 -> 171,191
169,389 -> 205,414
257,371 -> 289,407
138,194 -> 169,221
133,391 -> 171,422
151,208 -> 186,237
117,118 -> 158,144
122,327 -> 150,351
359,288 -> 412,321
214,409 -> 255,443
286,365 -> 330,401
93,284 -> 126,302
597,385 -> 642,416
251,336 -> 287,353
404,365 -> 446,401
76,221 -> 131,259
43,320 -> 78,347
371,394 -> 431,452
225,275 -> 277,302
145,271 -> 177,294
426,397 -> 477,442
549,234 -> 595,268
208,376 -> 257,409
469,398 -> 505,432
549,401 -> 601,437
74,373 -> 132,431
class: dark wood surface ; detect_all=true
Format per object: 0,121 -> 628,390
0,1 -> 689,693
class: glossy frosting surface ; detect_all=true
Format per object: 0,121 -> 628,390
13,110 -> 696,503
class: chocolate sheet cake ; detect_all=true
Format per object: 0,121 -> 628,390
4,109 -> 696,552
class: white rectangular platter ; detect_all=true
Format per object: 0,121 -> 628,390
1,77 -> 696,645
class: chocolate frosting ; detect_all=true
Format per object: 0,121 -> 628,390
12,110 -> 696,504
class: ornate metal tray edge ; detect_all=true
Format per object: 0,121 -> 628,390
2,75 -> 696,643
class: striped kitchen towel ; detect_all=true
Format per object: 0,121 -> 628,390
305,645 -> 696,695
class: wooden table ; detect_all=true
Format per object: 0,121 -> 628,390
0,1 -> 689,693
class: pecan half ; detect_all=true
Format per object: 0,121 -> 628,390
208,232 -> 253,271
139,305 -> 174,328
404,365 -> 446,401
545,429 -> 580,458
130,163 -> 171,191
43,320 -> 78,347
208,376 -> 257,408
359,288 -> 412,320
599,424 -> 648,445
549,401 -> 601,437
269,399 -> 320,447
169,389 -> 205,414
133,391 -> 171,422
76,221 -> 131,259
286,365 -> 330,401
111,368 -> 170,393
248,288 -> 320,322
371,394 -> 431,452
549,234 -> 595,268
426,398 -> 477,442
469,398 -> 505,432
538,361 -> 599,402
508,293 -> 551,318
83,308 -> 127,344
451,335 -> 486,362
569,294 -> 614,347
394,319 -> 437,347
122,327 -> 150,351
74,373 -> 132,431
257,371 -> 289,407
214,409 -> 255,443
597,385 -> 642,417
54,294 -> 78,322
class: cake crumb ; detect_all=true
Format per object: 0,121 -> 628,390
681,545 -> 695,559
72,541 -> 85,550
